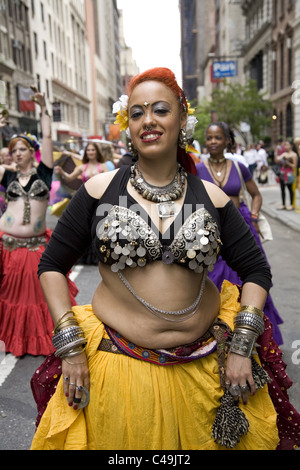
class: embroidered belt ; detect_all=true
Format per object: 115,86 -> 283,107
2,234 -> 47,252
98,319 -> 231,367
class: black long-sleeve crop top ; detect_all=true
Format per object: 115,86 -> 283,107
38,165 -> 272,292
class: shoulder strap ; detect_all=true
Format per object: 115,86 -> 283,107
233,161 -> 251,209
98,166 -> 131,205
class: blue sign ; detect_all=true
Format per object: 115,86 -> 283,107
212,61 -> 238,79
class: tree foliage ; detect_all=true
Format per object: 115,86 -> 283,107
193,80 -> 273,146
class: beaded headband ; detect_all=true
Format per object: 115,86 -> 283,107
9,133 -> 40,152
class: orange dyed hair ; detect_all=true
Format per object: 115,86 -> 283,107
8,137 -> 34,153
127,67 -> 188,112
127,67 -> 196,175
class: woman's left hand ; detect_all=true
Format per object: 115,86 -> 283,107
225,352 -> 256,405
252,220 -> 262,238
30,85 -> 47,108
0,114 -> 7,128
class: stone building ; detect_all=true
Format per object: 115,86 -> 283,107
0,0 -> 36,143
269,0 -> 295,140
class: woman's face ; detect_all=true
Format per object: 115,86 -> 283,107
10,139 -> 34,167
86,144 -> 97,160
284,141 -> 292,151
0,149 -> 12,165
205,125 -> 228,158
128,80 -> 186,160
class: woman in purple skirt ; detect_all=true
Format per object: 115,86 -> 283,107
196,122 -> 283,345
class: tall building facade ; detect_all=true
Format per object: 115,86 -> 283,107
180,0 -> 198,102
294,0 -> 300,138
268,0 -> 296,140
0,0 -> 125,146
118,9 -> 139,95
86,0 -> 121,138
181,0 -> 300,143
0,0 -> 36,142
31,0 -> 92,143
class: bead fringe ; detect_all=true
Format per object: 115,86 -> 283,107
212,357 -> 272,448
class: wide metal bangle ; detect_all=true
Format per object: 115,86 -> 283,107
54,338 -> 87,358
234,312 -> 264,336
52,326 -> 85,350
239,305 -> 264,318
229,329 -> 258,358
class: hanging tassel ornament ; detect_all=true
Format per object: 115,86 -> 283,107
23,195 -> 31,224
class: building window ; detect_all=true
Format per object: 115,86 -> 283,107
251,50 -> 263,90
287,37 -> 292,85
280,111 -> 283,137
43,40 -> 47,62
280,41 -> 284,89
40,2 -> 44,23
272,49 -> 277,93
46,79 -> 50,99
274,0 -> 278,21
0,32 -> 9,60
33,32 -> 38,57
286,103 -> 293,138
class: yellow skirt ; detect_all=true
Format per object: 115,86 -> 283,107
31,281 -> 279,450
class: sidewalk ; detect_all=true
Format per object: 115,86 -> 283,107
258,169 -> 300,233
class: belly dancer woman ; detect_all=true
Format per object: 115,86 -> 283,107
0,89 -> 77,357
31,69 -> 299,450
195,122 -> 283,345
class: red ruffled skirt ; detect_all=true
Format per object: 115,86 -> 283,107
0,229 -> 78,357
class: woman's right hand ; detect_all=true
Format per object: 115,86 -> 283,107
54,166 -> 63,175
0,114 -> 7,128
62,352 -> 90,410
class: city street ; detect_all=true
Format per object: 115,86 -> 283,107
0,201 -> 300,450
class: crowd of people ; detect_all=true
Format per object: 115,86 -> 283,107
194,136 -> 300,211
0,69 -> 300,451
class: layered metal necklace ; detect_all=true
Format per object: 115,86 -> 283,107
130,162 -> 186,218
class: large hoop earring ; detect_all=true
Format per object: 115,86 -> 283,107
127,139 -> 138,157
178,129 -> 187,149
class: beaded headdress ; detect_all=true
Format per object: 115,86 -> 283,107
9,133 -> 40,152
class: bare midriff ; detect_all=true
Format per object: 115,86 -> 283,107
92,262 -> 221,349
0,199 -> 48,237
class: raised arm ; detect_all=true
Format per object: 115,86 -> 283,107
54,163 -> 83,182
0,114 -> 8,183
31,86 -> 53,169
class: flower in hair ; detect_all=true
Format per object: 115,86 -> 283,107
187,102 -> 196,115
186,115 -> 198,140
113,95 -> 129,132
186,101 -> 198,139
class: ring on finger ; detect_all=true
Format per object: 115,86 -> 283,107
229,384 -> 241,397
69,382 -> 77,388
78,386 -> 90,409
240,384 -> 249,393
73,397 -> 82,404
64,376 -> 69,381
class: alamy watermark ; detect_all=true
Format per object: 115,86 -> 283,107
292,340 -> 300,365
292,81 -> 300,105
